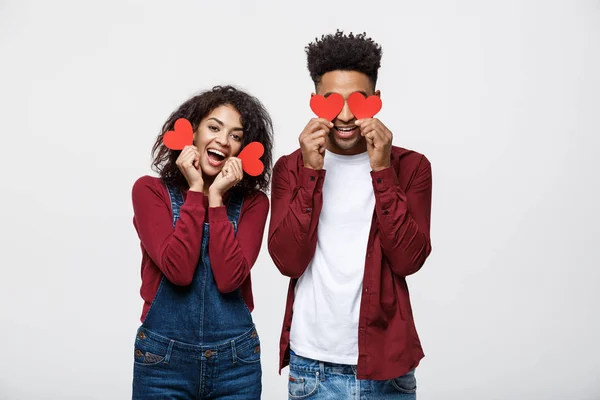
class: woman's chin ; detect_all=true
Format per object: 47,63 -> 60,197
200,162 -> 221,177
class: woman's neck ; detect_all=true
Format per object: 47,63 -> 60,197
202,174 -> 214,196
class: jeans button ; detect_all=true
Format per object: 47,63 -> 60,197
137,332 -> 146,339
204,350 -> 215,358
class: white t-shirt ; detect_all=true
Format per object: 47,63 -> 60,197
290,149 -> 375,365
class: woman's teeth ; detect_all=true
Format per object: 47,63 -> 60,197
207,149 -> 226,160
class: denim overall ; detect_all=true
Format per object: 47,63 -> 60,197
132,185 -> 262,399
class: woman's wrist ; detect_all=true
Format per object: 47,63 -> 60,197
208,189 -> 223,208
189,182 -> 204,192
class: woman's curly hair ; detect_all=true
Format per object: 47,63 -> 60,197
151,85 -> 273,194
306,30 -> 383,88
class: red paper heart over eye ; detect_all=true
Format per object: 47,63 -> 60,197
238,142 -> 265,176
347,92 -> 382,119
309,93 -> 344,121
163,118 -> 194,150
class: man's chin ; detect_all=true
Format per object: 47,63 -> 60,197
329,134 -> 365,153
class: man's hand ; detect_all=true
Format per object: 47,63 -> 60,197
356,118 -> 393,172
299,118 -> 333,170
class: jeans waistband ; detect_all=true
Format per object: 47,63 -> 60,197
289,351 -> 357,375
136,325 -> 258,357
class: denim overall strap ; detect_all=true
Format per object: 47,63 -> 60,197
166,184 -> 184,228
200,188 -> 254,343
141,185 -> 254,345
226,188 -> 244,235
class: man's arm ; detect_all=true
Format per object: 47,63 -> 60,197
371,155 -> 432,277
267,156 -> 325,278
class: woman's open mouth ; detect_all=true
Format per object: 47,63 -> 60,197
206,148 -> 227,167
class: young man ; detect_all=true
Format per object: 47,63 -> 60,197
268,31 -> 433,398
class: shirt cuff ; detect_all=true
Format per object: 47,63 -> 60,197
371,167 -> 399,192
185,190 -> 206,206
299,166 -> 326,191
208,206 -> 229,222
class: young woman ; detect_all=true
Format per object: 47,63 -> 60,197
131,85 -> 273,399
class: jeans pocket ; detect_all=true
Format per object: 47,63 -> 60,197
133,329 -> 173,367
235,335 -> 261,365
288,370 -> 319,399
390,369 -> 417,394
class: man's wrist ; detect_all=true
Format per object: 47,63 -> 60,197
371,163 -> 391,172
303,163 -> 322,171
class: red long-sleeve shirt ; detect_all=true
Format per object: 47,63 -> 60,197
131,175 -> 269,322
268,146 -> 432,381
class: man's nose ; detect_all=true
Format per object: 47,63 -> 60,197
336,100 -> 355,123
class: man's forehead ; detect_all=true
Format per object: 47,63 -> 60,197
318,71 -> 374,94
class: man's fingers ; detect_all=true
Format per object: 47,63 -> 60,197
303,121 -> 332,138
308,118 -> 334,129
315,137 -> 326,149
308,129 -> 328,140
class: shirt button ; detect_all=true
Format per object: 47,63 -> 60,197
310,176 -> 315,181
305,208 -> 311,213
376,178 -> 382,183
383,210 -> 389,215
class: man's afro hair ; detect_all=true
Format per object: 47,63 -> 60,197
305,30 -> 383,87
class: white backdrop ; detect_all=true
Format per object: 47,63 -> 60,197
1,0 -> 599,399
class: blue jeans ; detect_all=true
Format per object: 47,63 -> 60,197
288,352 -> 416,399
133,326 -> 261,399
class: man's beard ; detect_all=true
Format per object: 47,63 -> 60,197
328,129 -> 365,152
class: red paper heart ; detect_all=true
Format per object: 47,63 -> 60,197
163,118 -> 193,150
309,93 -> 344,121
347,92 -> 382,119
238,141 -> 265,176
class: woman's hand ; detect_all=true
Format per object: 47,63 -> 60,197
175,145 -> 204,192
208,157 -> 243,206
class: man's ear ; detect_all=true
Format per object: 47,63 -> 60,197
374,90 -> 381,98
311,92 -> 316,97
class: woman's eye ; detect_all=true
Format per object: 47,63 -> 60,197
231,133 -> 242,141
209,126 -> 219,132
